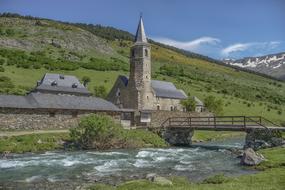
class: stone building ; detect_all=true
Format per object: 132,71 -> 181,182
0,73 -> 125,130
107,16 -> 187,112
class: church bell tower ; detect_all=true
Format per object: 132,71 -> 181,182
127,16 -> 153,110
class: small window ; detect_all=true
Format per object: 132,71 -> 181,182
157,105 -> 160,110
146,75 -> 148,79
145,49 -> 148,57
170,106 -> 174,111
49,112 -> 55,117
147,96 -> 149,100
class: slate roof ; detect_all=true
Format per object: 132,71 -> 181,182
0,93 -> 120,111
151,80 -> 187,99
34,73 -> 90,96
118,76 -> 187,99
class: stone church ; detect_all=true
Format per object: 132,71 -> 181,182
107,17 -> 187,112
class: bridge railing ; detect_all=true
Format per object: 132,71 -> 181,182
161,116 -> 279,130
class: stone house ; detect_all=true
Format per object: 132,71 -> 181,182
0,73 -> 127,130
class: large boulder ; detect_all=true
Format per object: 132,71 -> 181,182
161,128 -> 194,146
241,148 -> 265,166
146,173 -> 173,186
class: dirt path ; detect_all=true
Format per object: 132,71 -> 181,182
0,129 -> 69,137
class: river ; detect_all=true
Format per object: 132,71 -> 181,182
0,137 -> 255,189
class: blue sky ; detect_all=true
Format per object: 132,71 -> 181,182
0,0 -> 285,59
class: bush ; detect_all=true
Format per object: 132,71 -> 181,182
181,97 -> 196,112
94,85 -> 107,98
202,174 -> 230,184
0,58 -> 5,65
70,114 -> 121,149
0,66 -> 4,72
70,114 -> 167,150
0,76 -> 14,88
81,57 -> 128,71
82,76 -> 91,87
204,96 -> 223,115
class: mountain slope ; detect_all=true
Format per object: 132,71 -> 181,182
0,14 -> 284,124
224,52 -> 285,80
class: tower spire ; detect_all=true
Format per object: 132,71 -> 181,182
135,15 -> 147,43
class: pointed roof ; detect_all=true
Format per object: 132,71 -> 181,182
135,16 -> 147,43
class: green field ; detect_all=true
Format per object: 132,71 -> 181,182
0,15 -> 285,125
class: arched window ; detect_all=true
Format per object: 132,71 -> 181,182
157,105 -> 160,110
170,106 -> 174,111
145,49 -> 148,57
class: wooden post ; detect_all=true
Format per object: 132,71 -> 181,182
214,117 -> 216,129
244,116 -> 246,129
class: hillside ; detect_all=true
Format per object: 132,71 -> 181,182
0,14 -> 284,124
224,52 -> 285,80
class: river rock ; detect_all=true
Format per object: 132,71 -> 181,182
241,148 -> 265,166
146,173 -> 172,186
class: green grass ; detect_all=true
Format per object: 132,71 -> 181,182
0,133 -> 70,153
0,129 -> 167,153
122,129 -> 168,148
89,147 -> 285,190
192,131 -> 245,141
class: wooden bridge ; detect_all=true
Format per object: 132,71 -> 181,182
161,116 -> 285,132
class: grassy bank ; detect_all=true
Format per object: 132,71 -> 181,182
192,131 -> 245,142
0,133 -> 70,153
89,147 -> 285,190
0,114 -> 167,153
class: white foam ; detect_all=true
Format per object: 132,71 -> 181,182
25,175 -> 42,183
94,160 -> 125,172
133,159 -> 152,168
136,150 -> 154,158
174,164 -> 194,171
87,151 -> 129,156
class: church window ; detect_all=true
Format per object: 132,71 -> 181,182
170,106 -> 174,111
147,96 -> 149,100
145,49 -> 148,57
157,105 -> 160,110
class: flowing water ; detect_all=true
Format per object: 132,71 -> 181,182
0,137 -> 255,188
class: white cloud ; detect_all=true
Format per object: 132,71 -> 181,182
221,41 -> 281,56
152,36 -> 221,51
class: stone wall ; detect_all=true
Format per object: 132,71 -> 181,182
153,97 -> 184,111
150,110 -> 213,128
0,108 -> 120,130
245,129 -> 284,150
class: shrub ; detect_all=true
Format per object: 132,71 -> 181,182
0,58 -> 5,65
0,76 -> 14,88
70,114 -> 121,149
69,114 -> 167,150
0,66 -> 4,72
202,174 -> 230,184
204,96 -> 223,115
94,85 -> 107,98
181,97 -> 196,112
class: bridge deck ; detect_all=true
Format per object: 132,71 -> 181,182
161,116 -> 285,132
